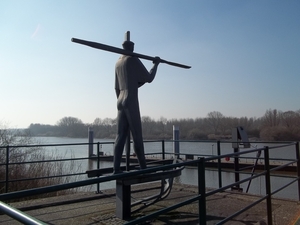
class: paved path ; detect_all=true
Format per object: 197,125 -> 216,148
0,183 -> 300,224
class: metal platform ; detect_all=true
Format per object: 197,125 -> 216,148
86,158 -> 184,219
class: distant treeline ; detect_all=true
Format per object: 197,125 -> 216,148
27,109 -> 300,141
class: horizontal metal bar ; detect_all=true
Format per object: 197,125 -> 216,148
0,160 -> 191,201
0,201 -> 47,225
270,177 -> 300,196
0,157 -> 91,167
206,148 -> 265,161
126,169 -> 270,225
0,141 -> 115,149
206,170 -> 267,197
0,140 -> 296,150
239,165 -> 255,171
162,140 -> 295,145
0,172 -> 86,184
125,194 -> 202,225
268,143 -> 297,149
216,195 -> 268,224
270,160 -> 297,172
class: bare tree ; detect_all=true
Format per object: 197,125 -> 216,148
281,111 -> 297,128
57,116 -> 83,127
56,116 -> 86,137
93,118 -> 102,126
141,116 -> 155,138
261,109 -> 281,127
260,109 -> 300,141
206,111 -> 224,134
219,117 -> 238,135
158,117 -> 168,138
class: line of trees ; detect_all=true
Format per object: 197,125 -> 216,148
27,109 -> 300,141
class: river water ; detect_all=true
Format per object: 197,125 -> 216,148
33,136 -> 299,200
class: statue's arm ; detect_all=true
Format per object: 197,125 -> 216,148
131,57 -> 160,85
149,57 -> 160,80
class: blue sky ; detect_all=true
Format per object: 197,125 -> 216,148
1,1 -> 299,128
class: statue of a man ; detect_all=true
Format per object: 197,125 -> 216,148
113,32 -> 160,174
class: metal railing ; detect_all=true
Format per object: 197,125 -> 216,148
0,140 -> 299,224
0,201 -> 47,225
0,141 -> 115,193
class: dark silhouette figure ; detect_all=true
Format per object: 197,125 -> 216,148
113,32 -> 160,173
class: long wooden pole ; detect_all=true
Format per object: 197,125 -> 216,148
71,38 -> 191,69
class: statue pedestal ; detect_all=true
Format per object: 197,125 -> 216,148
115,166 -> 182,220
116,179 -> 131,219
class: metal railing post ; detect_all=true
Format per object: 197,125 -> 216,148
162,140 -> 165,160
96,142 -> 101,193
5,146 -> 9,193
217,141 -> 222,188
264,146 -> 273,225
198,157 -> 206,225
296,142 -> 300,201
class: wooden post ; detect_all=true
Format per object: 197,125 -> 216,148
173,126 -> 180,158
88,127 -> 94,158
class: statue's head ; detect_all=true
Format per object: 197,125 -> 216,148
122,41 -> 134,52
122,31 -> 134,52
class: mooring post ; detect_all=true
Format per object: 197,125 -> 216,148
232,128 -> 241,191
88,127 -> 94,158
232,127 -> 250,191
217,140 -> 222,188
173,126 -> 180,158
233,147 -> 240,190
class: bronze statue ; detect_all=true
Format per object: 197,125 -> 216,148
113,31 -> 160,173
71,32 -> 191,174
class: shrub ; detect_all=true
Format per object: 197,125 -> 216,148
0,124 -> 80,200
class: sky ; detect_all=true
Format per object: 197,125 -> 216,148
1,1 -> 300,128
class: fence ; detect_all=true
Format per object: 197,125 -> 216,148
0,140 -> 299,224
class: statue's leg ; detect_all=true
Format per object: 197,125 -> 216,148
126,106 -> 146,170
113,110 -> 129,173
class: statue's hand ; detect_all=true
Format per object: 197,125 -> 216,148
153,56 -> 161,65
138,82 -> 145,87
